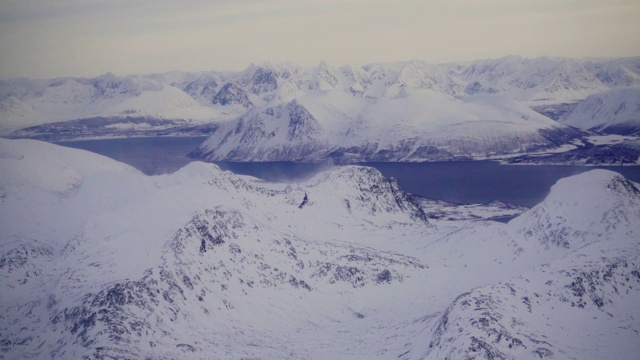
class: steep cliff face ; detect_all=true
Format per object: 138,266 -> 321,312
192,91 -> 584,162
190,99 -> 327,161
211,82 -> 253,108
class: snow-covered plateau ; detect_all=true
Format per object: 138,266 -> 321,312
2,56 -> 640,162
1,138 -> 639,359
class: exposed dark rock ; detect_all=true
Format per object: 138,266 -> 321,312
212,82 -> 253,108
249,67 -> 278,94
376,269 -> 392,283
298,193 -> 309,209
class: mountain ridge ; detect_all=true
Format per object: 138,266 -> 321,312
1,139 -> 639,358
560,86 -> 640,136
2,56 -> 640,161
2,57 -> 638,122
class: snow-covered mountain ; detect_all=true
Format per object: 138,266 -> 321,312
182,57 -> 637,161
583,57 -> 640,88
191,91 -> 583,161
560,86 -> 640,136
3,56 -> 639,155
1,139 -> 639,359
0,73 -> 226,137
459,56 -> 612,103
419,169 -> 640,359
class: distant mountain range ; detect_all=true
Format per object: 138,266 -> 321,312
1,56 -> 639,161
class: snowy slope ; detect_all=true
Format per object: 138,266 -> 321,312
0,74 -> 224,136
192,89 -> 583,162
405,170 -> 640,359
187,57 -> 638,162
0,139 -> 431,358
459,56 -> 613,103
418,240 -> 640,359
583,57 -> 640,88
1,139 -> 639,359
509,169 -> 640,249
3,56 -> 639,156
560,86 -> 640,135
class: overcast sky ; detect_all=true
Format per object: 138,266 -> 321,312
1,0 -> 639,79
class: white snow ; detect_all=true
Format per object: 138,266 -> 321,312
560,86 -> 640,133
586,134 -> 638,145
3,56 -> 640,145
0,76 -> 223,135
197,87 -> 577,162
1,139 -> 639,359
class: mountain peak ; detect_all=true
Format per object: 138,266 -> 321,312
306,165 -> 429,223
560,86 -> 640,135
510,169 -> 640,249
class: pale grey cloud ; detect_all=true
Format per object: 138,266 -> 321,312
0,0 -> 638,79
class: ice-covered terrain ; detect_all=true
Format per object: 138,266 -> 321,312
192,90 -> 583,162
1,139 -> 639,359
503,134 -> 640,165
560,86 -> 640,136
186,57 -> 638,161
3,56 -> 640,160
0,74 -> 225,138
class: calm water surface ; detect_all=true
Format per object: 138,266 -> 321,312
57,137 -> 640,207
58,137 -> 209,176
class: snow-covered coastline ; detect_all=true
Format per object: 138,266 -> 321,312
3,56 -> 640,163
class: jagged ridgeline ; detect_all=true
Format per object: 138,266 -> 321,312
1,139 -> 639,358
4,56 -> 640,161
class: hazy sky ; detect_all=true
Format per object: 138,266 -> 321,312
1,0 -> 639,79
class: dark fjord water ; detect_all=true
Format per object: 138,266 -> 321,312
57,137 -> 640,207
58,137 -> 209,176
